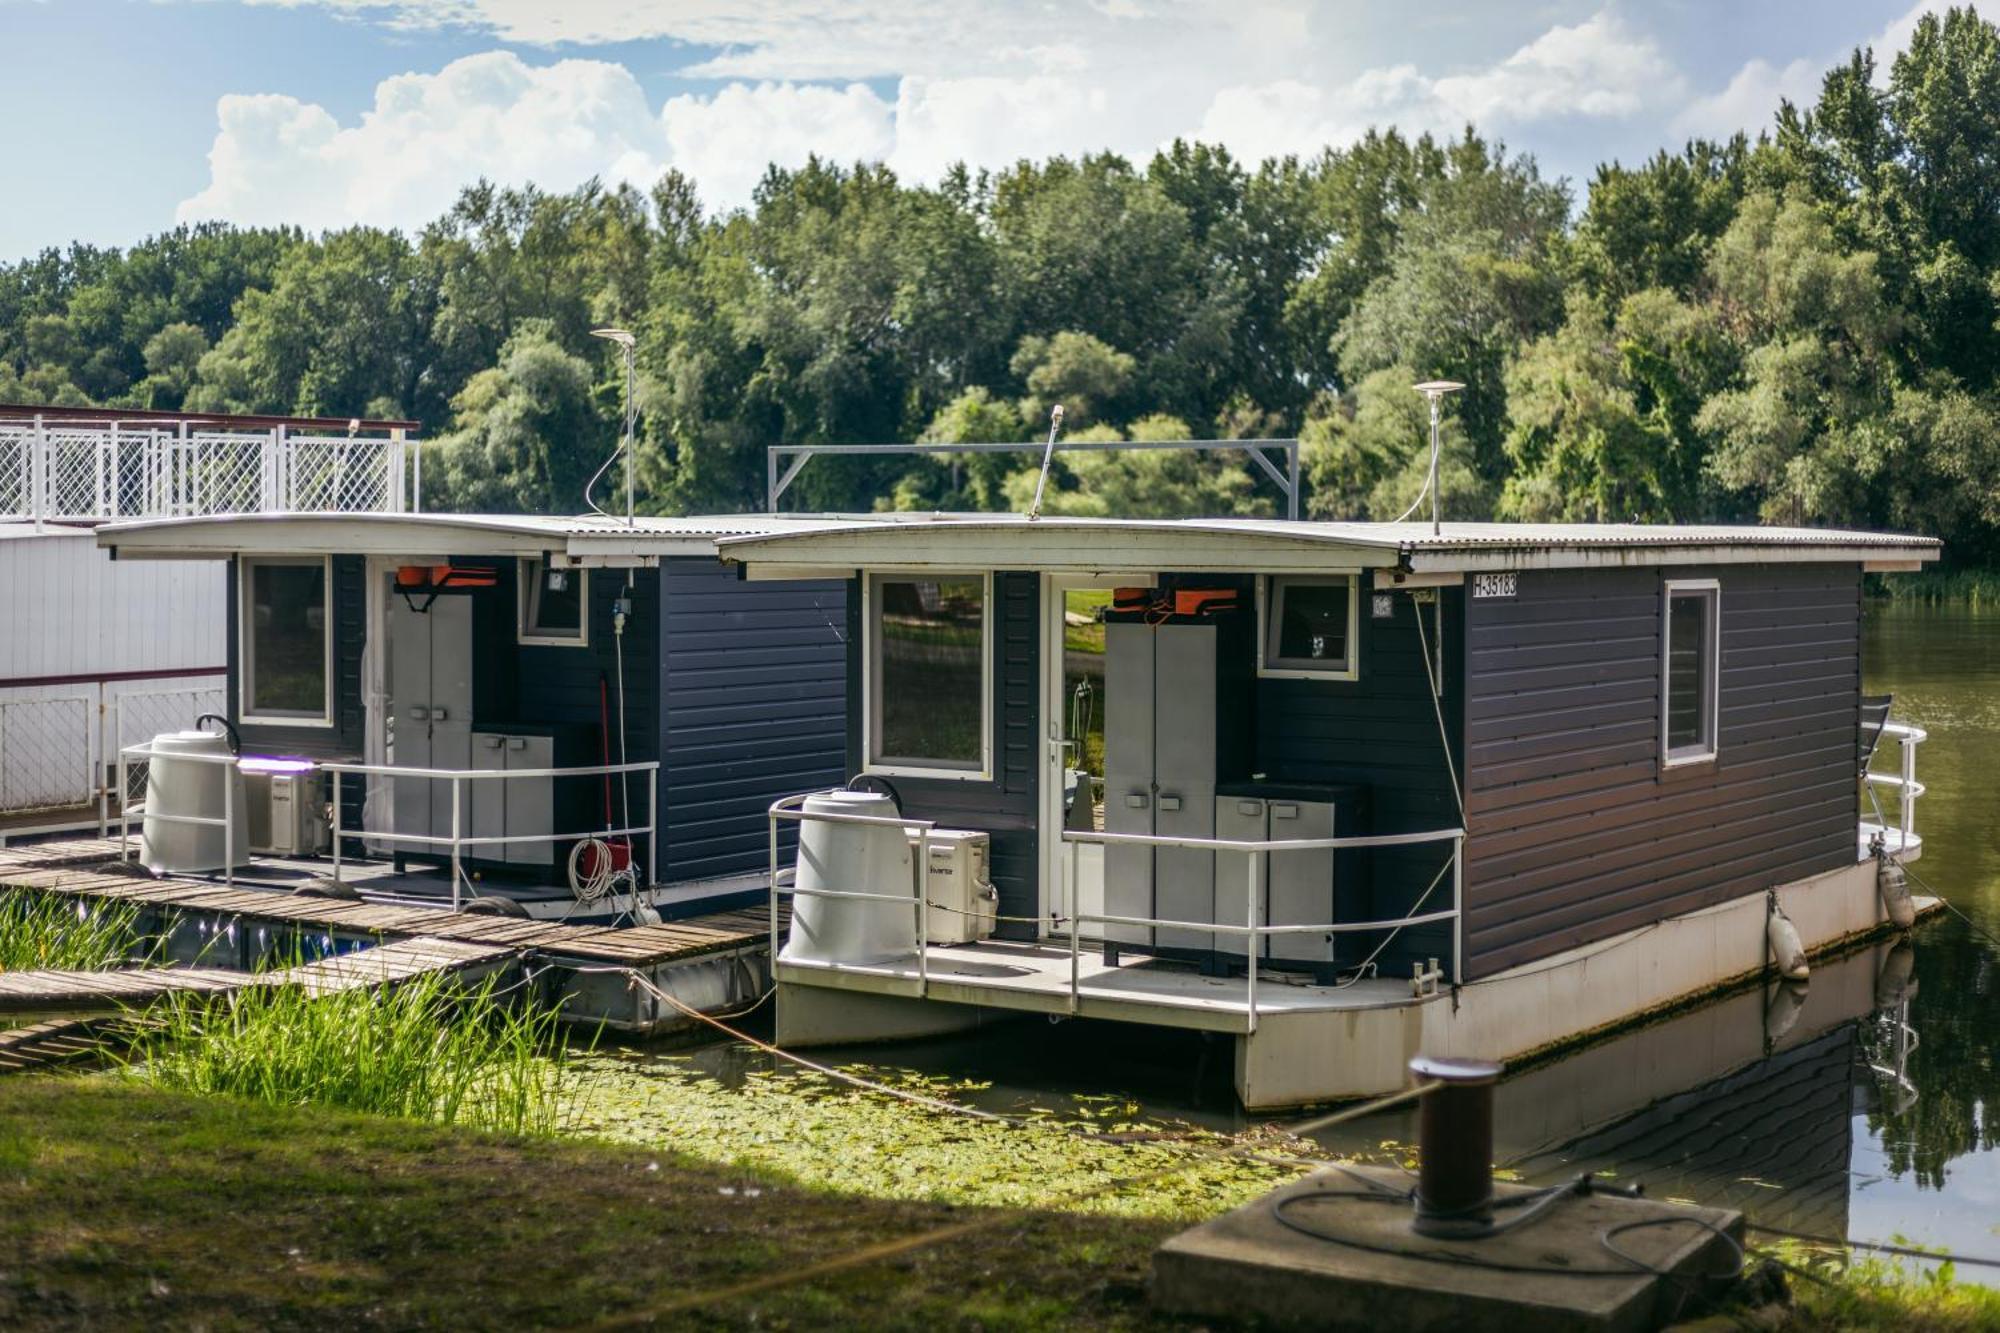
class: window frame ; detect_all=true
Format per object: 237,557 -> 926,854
1660,578 -> 1721,768
861,569 -> 993,782
517,557 -> 590,647
239,555 -> 334,728
1256,574 -> 1362,681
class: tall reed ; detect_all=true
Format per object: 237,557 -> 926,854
128,971 -> 574,1136
0,890 -> 146,972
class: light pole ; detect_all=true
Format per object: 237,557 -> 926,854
1412,380 -> 1465,536
591,327 -> 638,527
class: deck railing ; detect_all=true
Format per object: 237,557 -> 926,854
1060,825 -> 1465,1031
1865,719 -> 1927,856
2,417 -> 416,521
765,791 -> 1464,1031
115,743 -> 658,909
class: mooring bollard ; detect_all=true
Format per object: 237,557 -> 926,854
1408,1054 -> 1504,1238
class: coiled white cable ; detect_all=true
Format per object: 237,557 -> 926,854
568,837 -> 620,905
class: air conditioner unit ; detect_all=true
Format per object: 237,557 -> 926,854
241,761 -> 329,856
915,828 -> 997,945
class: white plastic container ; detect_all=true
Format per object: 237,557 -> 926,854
140,729 -> 249,874
782,789 -> 917,965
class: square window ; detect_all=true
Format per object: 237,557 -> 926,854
1259,576 -> 1359,678
867,574 -> 989,775
519,559 -> 587,645
1662,580 -> 1720,765
242,557 -> 331,724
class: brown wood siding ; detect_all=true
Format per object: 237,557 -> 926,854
1461,564 -> 1861,978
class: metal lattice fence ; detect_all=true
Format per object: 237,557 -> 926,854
1,421 -> 411,520
111,684 -> 227,809
0,696 -> 93,813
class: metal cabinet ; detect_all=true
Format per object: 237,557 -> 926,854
389,594 -> 472,854
1104,622 -> 1218,952
471,731 -> 555,866
1215,796 -> 1338,963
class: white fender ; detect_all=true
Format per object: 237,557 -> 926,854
1877,855 -> 1916,930
1767,904 -> 1809,982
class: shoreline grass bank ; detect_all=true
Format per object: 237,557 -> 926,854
4,1076 -> 1998,1330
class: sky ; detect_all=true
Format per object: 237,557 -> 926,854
0,0 -> 1960,263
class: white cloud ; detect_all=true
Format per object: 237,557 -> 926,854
1671,56 -> 1819,141
1194,12 -> 1682,165
662,82 -> 894,206
178,5 -> 1795,233
178,52 -> 666,230
1431,11 -> 1683,124
177,52 -> 902,230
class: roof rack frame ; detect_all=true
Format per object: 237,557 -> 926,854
765,438 -> 1301,520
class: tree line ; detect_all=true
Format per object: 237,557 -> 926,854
3,8 -> 1999,564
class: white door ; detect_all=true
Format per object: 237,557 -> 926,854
1040,575 -> 1131,938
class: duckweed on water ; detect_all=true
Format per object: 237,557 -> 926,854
0,889 -> 146,972
566,1048 -> 1315,1218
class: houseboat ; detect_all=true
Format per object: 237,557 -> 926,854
0,404 -> 417,840
708,515 -> 1938,1107
93,510 -> 872,921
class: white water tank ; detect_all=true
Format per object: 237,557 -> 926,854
782,789 -> 917,965
141,729 -> 249,874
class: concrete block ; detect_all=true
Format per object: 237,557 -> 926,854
1153,1166 -> 1743,1332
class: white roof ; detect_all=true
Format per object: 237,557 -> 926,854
94,509 -> 1942,574
712,515 -> 1942,576
93,510 -> 893,564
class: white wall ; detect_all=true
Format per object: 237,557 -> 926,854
0,527 -> 224,680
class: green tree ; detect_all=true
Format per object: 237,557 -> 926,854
1011,331 -> 1135,429
1302,368 -> 1484,521
430,320 -> 603,513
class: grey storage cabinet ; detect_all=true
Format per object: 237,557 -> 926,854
389,594 -> 473,860
1104,621 -> 1220,954
471,731 -> 556,866
1215,783 -> 1368,970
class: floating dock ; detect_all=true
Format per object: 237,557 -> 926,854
0,838 -> 787,1035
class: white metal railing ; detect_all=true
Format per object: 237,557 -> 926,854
766,791 -> 1463,1032
0,417 -> 415,521
115,742 -> 658,910
1061,826 -> 1465,1031
1865,720 -> 1927,854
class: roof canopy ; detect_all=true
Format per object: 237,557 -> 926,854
94,511 -> 884,564
96,510 -> 1942,575
715,516 -> 1943,577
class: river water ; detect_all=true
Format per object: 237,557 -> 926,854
632,601 -> 2000,1268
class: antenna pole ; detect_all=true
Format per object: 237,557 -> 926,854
616,334 -> 632,528
1427,393 -> 1442,537
1027,404 -> 1065,521
1411,380 -> 1465,536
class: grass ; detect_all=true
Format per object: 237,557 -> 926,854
124,971 -> 574,1137
1869,568 -> 2000,605
0,1076 -> 1177,1331
1,1076 -> 1995,1331
0,890 -> 146,973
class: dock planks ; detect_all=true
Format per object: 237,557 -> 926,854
0,838 -> 785,970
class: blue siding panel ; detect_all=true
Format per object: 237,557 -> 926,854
658,561 -> 848,883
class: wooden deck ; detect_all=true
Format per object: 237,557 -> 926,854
0,837 -> 788,969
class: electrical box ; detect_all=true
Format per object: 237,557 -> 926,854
915,828 -> 996,945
